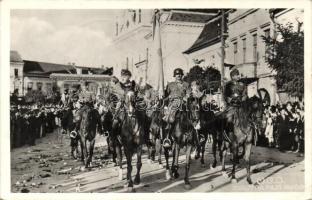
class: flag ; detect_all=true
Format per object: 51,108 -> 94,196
152,9 -> 164,98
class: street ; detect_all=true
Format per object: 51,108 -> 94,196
11,130 -> 304,193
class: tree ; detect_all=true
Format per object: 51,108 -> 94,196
183,65 -> 221,93
262,22 -> 304,98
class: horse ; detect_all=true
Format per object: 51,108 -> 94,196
209,95 -> 264,184
146,101 -> 164,167
119,91 -> 146,192
97,99 -> 121,166
78,102 -> 103,169
194,102 -> 216,167
167,96 -> 201,189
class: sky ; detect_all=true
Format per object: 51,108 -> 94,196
11,9 -> 120,67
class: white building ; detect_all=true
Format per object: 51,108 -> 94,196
225,9 -> 303,105
112,9 -> 219,87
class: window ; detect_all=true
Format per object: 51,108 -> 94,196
37,82 -> 42,91
64,84 -> 69,90
242,38 -> 246,63
27,82 -> 33,90
264,29 -> 270,60
233,42 -> 238,64
14,69 -> 18,77
253,34 -> 257,62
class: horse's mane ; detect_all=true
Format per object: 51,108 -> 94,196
235,95 -> 262,129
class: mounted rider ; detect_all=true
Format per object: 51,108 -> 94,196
162,68 -> 191,147
222,68 -> 248,130
110,69 -> 138,135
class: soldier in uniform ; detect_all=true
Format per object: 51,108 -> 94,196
163,68 -> 191,147
222,68 -> 248,129
110,69 -> 138,131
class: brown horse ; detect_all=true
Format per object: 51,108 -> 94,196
79,103 -> 102,169
119,91 -> 146,192
146,99 -> 165,167
167,96 -> 201,189
210,95 -> 264,184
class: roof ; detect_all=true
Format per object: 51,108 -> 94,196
183,16 -> 222,54
10,51 -> 23,63
23,60 -> 76,75
169,11 -> 216,23
50,73 -> 112,81
183,10 -> 230,54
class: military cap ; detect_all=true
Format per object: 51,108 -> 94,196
173,68 -> 184,77
121,69 -> 132,77
230,68 -> 240,77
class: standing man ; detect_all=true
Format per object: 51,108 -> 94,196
163,68 -> 191,147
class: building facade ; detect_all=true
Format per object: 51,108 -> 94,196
226,9 -> 303,104
113,9 -> 218,87
10,51 -> 24,96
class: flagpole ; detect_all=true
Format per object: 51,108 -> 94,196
152,9 -> 165,98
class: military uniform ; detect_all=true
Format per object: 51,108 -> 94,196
163,80 -> 190,124
222,70 -> 248,125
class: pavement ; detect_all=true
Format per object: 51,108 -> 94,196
11,129 -> 305,193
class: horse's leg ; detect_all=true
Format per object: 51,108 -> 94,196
171,142 -> 180,179
184,144 -> 192,189
200,138 -> 207,167
124,149 -> 134,192
87,138 -> 95,168
244,142 -> 253,184
156,138 -> 162,166
134,145 -> 142,185
80,136 -> 86,164
164,146 -> 171,180
212,136 -> 217,168
221,142 -> 228,177
116,144 -> 123,180
195,143 -> 200,160
230,143 -> 239,183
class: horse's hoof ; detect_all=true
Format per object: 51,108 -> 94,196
118,168 -> 123,181
134,176 -> 140,185
207,184 -> 214,191
184,183 -> 192,190
231,178 -> 238,184
247,177 -> 253,184
212,161 -> 217,168
222,171 -> 228,178
127,186 -> 135,192
165,170 -> 171,180
173,172 -> 180,179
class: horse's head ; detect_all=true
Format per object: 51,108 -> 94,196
187,97 -> 202,129
125,91 -> 136,116
97,101 -> 108,115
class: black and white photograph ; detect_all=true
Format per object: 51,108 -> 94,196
0,0 -> 311,198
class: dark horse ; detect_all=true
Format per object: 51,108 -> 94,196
167,96 -> 201,189
194,102 -> 216,167
78,103 -> 102,169
209,95 -> 264,184
146,99 -> 164,167
119,91 -> 146,192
